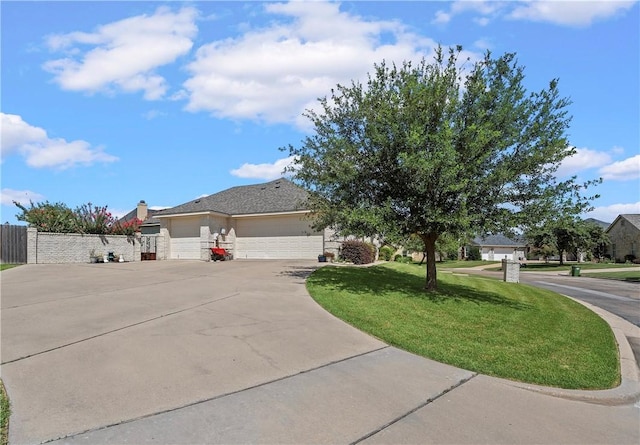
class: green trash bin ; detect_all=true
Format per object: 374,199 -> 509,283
571,265 -> 581,277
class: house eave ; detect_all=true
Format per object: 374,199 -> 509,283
154,210 -> 230,219
231,210 -> 312,219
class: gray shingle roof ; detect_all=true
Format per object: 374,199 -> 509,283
119,208 -> 160,223
618,214 -> 640,230
472,233 -> 526,247
154,178 -> 309,217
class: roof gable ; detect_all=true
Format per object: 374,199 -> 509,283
155,178 -> 309,217
607,214 -> 640,232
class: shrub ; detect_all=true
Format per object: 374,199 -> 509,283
340,240 -> 375,265
624,254 -> 636,264
14,200 -> 78,233
379,245 -> 395,261
467,246 -> 481,261
394,254 -> 413,264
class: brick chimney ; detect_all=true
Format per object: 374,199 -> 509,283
136,200 -> 148,221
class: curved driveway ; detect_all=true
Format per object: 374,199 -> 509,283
2,261 -> 639,444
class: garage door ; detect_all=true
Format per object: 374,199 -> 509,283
170,217 -> 200,260
235,215 -> 323,259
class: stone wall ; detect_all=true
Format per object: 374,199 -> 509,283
607,218 -> 640,262
27,229 -> 140,264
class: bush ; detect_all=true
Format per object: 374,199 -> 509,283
340,240 -> 375,265
624,254 -> 636,264
394,254 -> 413,264
379,245 -> 395,261
467,246 -> 481,261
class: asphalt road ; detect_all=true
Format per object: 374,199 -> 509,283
520,273 -> 639,325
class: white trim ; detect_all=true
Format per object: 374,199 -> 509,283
231,210 -> 311,218
155,211 -> 228,219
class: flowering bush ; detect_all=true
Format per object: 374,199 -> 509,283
14,200 -> 140,235
14,201 -> 78,233
111,218 -> 142,235
74,203 -> 117,234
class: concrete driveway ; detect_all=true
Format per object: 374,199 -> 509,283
2,260 -> 639,444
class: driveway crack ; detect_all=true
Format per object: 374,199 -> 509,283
1,292 -> 241,365
350,372 -> 478,445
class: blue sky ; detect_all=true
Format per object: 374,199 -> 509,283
1,1 -> 638,225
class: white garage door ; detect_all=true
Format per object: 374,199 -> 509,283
235,215 -> 323,259
170,217 -> 200,260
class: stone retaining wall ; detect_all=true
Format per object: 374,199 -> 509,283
27,228 -> 141,264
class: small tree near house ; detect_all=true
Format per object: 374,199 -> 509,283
286,46 -> 599,291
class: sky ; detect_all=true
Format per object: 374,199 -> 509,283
1,0 -> 639,225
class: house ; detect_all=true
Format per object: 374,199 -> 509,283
153,179 -> 334,260
119,200 -> 161,235
605,214 -> 640,262
469,234 -> 527,261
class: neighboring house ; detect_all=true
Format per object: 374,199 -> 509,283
605,214 -> 640,262
153,178 -> 334,261
119,200 -> 161,235
469,234 -> 527,261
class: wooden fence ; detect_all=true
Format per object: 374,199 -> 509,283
0,224 -> 27,264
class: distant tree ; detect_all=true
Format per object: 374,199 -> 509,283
585,222 -> 610,261
435,233 -> 461,262
527,218 -> 604,265
286,46 -> 599,291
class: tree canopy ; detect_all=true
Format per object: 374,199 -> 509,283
286,46 -> 598,291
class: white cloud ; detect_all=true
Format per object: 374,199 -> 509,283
142,110 -> 167,120
599,154 -> 640,181
433,1 -> 505,26
0,113 -> 118,169
1,188 -> 45,206
434,0 -> 636,27
183,1 -> 441,126
43,6 -> 198,99
555,147 -> 611,178
230,156 -> 297,180
585,201 -> 640,224
509,1 -> 636,27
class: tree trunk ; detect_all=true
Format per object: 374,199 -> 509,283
559,249 -> 565,265
422,233 -> 438,291
418,251 -> 426,266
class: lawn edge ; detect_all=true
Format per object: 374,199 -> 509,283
0,378 -> 9,445
503,296 -> 640,406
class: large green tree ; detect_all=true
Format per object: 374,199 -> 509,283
286,47 -> 598,291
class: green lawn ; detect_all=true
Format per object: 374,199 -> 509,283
582,271 -> 640,282
0,264 -> 19,271
0,379 -> 9,445
307,262 -> 619,390
436,260 -> 500,268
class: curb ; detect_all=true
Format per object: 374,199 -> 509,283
505,296 -> 640,406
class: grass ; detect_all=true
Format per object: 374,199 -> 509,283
0,264 -> 19,271
436,260 -> 500,268
582,271 -> 640,282
0,379 -> 9,445
307,262 -> 620,390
